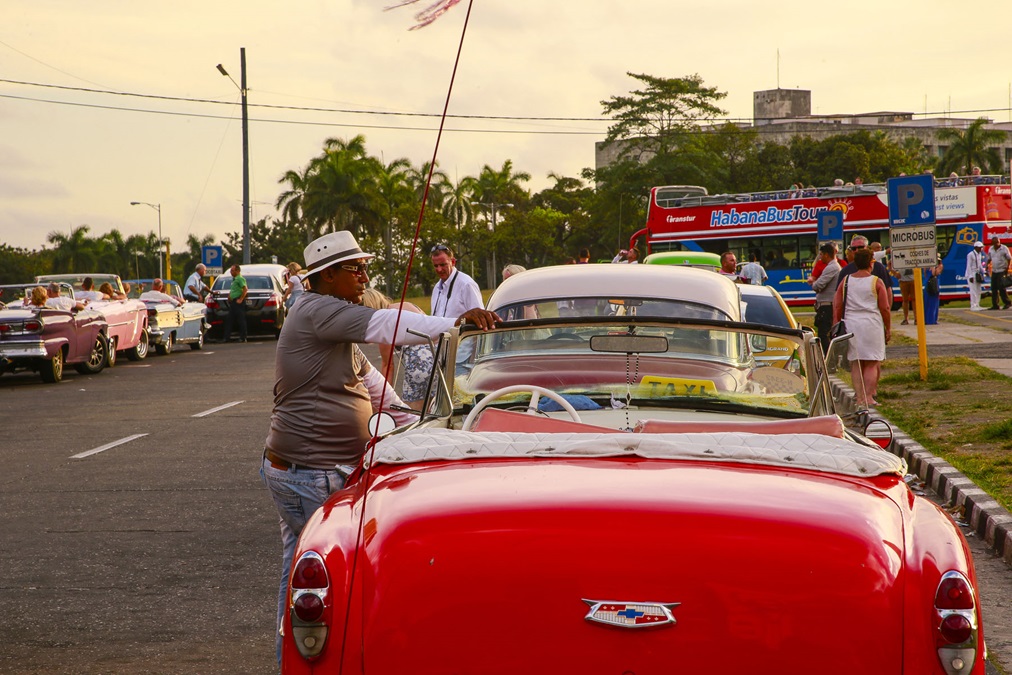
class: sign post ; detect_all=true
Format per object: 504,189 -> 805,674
887,175 -> 936,380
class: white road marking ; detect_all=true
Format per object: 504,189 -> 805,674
192,400 -> 245,418
71,433 -> 149,459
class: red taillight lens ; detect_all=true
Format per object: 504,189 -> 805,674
292,554 -> 328,589
0,324 -> 11,333
935,574 -> 974,610
939,613 -> 973,644
25,320 -> 42,332
293,592 -> 325,622
265,294 -> 279,307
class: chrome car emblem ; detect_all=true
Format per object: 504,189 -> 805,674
582,600 -> 680,628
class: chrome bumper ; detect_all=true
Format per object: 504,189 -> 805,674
0,341 -> 47,359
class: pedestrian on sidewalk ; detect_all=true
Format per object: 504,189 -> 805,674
810,243 -> 840,353
966,241 -> 986,311
985,236 -> 1012,310
922,256 -> 943,325
833,248 -> 891,408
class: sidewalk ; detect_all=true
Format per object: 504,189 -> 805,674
889,307 -> 1012,376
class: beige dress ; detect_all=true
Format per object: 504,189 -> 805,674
843,275 -> 886,361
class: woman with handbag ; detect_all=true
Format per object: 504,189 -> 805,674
832,248 -> 891,408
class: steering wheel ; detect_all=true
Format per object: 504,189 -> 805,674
545,331 -> 584,341
461,385 -> 582,431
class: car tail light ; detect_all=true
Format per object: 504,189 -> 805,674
934,571 -> 978,675
0,324 -> 10,334
206,296 -> 219,310
289,551 -> 330,660
265,293 -> 280,308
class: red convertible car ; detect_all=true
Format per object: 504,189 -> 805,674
0,283 -> 110,383
282,265 -> 985,675
36,273 -> 149,363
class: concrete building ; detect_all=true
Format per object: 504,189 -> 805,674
596,87 -> 1012,174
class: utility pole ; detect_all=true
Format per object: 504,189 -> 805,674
217,48 -> 250,264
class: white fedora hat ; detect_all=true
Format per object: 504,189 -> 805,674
304,231 -> 374,275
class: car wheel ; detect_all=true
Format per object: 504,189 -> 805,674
189,326 -> 205,351
40,350 -> 64,383
125,330 -> 149,361
75,333 -> 109,375
106,337 -> 118,367
155,332 -> 174,356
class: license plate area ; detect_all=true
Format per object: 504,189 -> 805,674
246,299 -> 256,307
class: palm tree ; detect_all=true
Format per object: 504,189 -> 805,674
47,225 -> 97,273
441,175 -> 477,234
302,136 -> 382,239
936,118 -> 1005,176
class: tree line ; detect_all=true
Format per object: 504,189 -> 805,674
5,73 -> 1004,291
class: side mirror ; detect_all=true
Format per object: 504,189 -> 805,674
368,411 -> 397,437
863,418 -> 894,449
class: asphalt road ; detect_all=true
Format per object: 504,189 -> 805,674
0,339 -> 279,674
0,336 -> 1007,673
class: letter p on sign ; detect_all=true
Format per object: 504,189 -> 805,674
887,175 -> 936,226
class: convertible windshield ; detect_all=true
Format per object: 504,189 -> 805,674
494,298 -> 731,322
449,320 -> 811,415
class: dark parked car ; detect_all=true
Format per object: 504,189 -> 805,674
0,283 -> 110,383
205,266 -> 287,340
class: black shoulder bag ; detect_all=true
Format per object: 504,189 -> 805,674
830,277 -> 849,340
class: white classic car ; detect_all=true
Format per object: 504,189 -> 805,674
125,279 -> 207,354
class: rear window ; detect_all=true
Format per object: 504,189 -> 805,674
742,294 -> 791,328
213,276 -> 276,291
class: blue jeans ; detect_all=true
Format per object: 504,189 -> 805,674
260,457 -> 348,668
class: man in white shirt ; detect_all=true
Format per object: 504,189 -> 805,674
46,283 -> 86,311
74,277 -> 106,302
139,279 -> 183,307
430,244 -> 483,319
184,264 -> 208,302
430,244 -> 483,369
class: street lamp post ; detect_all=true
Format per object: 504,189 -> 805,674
217,48 -> 250,265
130,201 -> 163,278
471,201 -> 513,286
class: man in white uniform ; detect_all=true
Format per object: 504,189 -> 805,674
965,241 -> 986,311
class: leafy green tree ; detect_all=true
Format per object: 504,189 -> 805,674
936,118 -> 1005,176
302,135 -> 382,239
47,225 -> 98,273
0,245 -> 51,284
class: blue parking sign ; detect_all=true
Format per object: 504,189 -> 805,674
817,211 -> 843,241
887,175 -> 936,226
202,245 -> 223,273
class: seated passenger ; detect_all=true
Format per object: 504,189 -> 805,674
45,283 -> 86,311
139,278 -> 183,306
74,277 -> 107,302
25,285 -> 48,308
98,281 -> 126,300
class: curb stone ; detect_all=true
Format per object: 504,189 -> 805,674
831,377 -> 1012,566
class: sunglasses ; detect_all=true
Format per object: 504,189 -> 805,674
850,245 -> 866,251
338,263 -> 369,275
430,244 -> 450,254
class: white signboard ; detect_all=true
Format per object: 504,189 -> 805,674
934,187 -> 977,218
890,223 -> 938,268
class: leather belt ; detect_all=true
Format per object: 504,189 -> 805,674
264,449 -> 308,471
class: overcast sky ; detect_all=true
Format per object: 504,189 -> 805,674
4,0 -> 1011,254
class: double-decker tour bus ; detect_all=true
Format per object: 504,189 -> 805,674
629,177 -> 1012,305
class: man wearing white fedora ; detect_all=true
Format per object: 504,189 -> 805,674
261,230 -> 499,664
